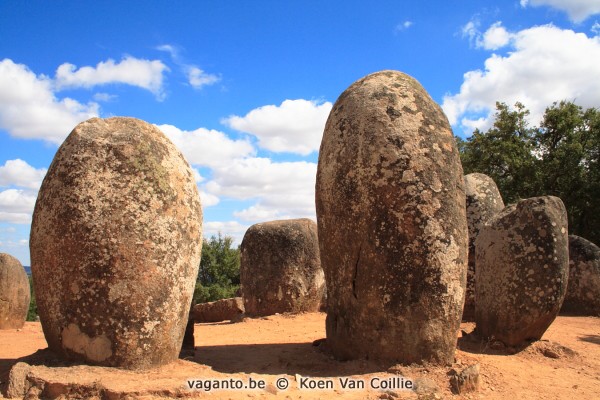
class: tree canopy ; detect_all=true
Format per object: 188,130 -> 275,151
194,233 -> 241,303
457,101 -> 600,245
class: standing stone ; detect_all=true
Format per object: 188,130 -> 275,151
475,196 -> 568,346
463,173 -> 504,320
316,70 -> 468,364
240,218 -> 324,316
0,254 -> 30,329
30,117 -> 202,369
561,235 -> 600,316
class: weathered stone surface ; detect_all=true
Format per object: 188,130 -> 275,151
5,362 -> 32,399
475,196 -> 568,346
449,363 -> 480,394
0,253 -> 30,330
30,117 -> 202,370
463,173 -> 504,320
240,218 -> 324,317
316,70 -> 468,364
561,235 -> 600,316
191,297 -> 245,322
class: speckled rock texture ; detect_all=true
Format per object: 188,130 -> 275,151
561,235 -> 600,316
463,173 -> 504,320
192,297 -> 245,322
30,117 -> 202,370
475,196 -> 568,347
0,253 -> 30,330
316,70 -> 468,364
240,218 -> 324,317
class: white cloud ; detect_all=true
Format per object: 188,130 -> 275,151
205,157 -> 317,222
223,99 -> 332,155
186,66 -> 220,89
0,59 -> 99,144
156,124 -> 254,168
199,190 -> 220,207
443,24 -> 600,134
0,189 -> 36,214
592,21 -> 600,34
462,20 -> 513,50
0,213 -> 30,224
157,44 -> 220,90
0,159 -> 47,189
203,220 -> 249,245
481,22 -> 513,49
54,56 -> 169,99
521,0 -> 600,23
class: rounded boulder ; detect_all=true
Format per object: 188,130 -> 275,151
0,253 -> 30,329
30,117 -> 202,369
316,70 -> 468,364
561,235 -> 600,316
475,196 -> 568,346
240,218 -> 324,316
463,173 -> 504,320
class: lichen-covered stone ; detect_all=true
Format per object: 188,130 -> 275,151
30,117 -> 202,369
463,173 -> 504,320
561,235 -> 600,316
316,70 -> 468,364
475,196 -> 568,346
192,297 -> 245,322
0,253 -> 30,330
240,218 -> 324,317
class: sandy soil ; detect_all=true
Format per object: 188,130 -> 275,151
1,312 -> 599,399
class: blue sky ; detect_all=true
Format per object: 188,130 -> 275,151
1,0 -> 600,265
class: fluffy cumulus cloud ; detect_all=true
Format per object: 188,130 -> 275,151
520,0 -> 600,22
205,157 -> 317,222
0,59 -> 99,144
54,56 -> 169,98
0,159 -> 46,224
156,124 -> 254,168
462,20 -> 513,50
443,24 -> 600,134
0,159 -> 47,189
223,99 -> 332,155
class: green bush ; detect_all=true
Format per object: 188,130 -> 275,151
27,275 -> 37,321
193,233 -> 241,304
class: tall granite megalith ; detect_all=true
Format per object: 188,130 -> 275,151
30,117 -> 202,369
316,70 -> 468,364
463,173 -> 504,320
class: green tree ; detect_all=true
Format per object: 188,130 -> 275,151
459,101 -> 600,245
27,275 -> 37,321
194,233 -> 241,304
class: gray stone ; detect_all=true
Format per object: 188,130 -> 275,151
463,173 -> 504,320
30,117 -> 202,369
240,218 -> 324,317
316,70 -> 468,364
191,297 -> 245,322
475,196 -> 568,346
0,253 -> 30,330
561,235 -> 600,315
